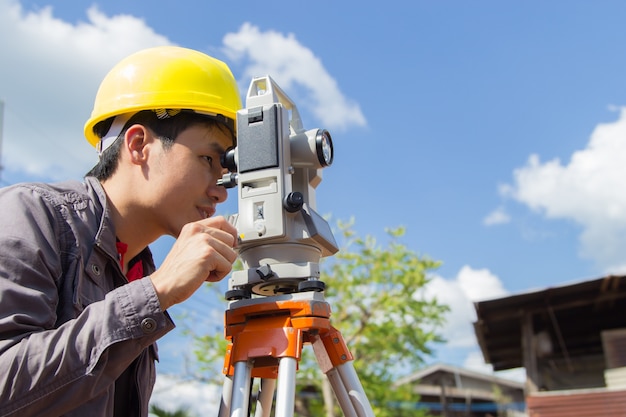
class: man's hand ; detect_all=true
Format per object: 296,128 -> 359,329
150,216 -> 238,310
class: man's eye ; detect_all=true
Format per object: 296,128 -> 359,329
203,156 -> 214,166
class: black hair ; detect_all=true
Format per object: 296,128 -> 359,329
85,110 -> 233,180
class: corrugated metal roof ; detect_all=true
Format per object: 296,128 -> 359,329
396,362 -> 525,389
527,388 -> 626,417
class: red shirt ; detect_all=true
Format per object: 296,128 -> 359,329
116,241 -> 144,282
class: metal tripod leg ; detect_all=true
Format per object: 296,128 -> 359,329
274,357 -> 298,417
218,375 -> 233,417
219,357 -> 299,417
226,361 -> 253,417
332,363 -> 375,417
311,326 -> 375,417
253,378 -> 275,417
326,368 -> 358,417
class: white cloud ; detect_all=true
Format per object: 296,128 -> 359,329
222,23 -> 367,131
421,266 -> 513,383
483,206 -> 511,226
457,265 -> 508,301
463,351 -> 526,383
463,349 -> 493,374
0,0 -> 172,180
151,374 -> 222,416
0,4 -> 364,182
501,107 -> 626,272
423,265 -> 508,348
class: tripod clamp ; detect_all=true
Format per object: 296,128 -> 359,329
218,291 -> 374,417
222,291 -> 349,379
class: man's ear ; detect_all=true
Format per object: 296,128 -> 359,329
124,125 -> 153,165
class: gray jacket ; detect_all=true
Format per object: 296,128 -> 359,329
0,177 -> 175,417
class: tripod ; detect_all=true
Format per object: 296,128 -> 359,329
217,290 -> 375,417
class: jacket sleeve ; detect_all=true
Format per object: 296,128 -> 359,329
0,185 -> 175,416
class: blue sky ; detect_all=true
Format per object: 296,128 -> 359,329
3,0 -> 626,413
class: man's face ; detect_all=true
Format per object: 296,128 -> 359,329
146,123 -> 232,236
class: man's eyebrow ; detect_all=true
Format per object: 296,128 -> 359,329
208,142 -> 227,154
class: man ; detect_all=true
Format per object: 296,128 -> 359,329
0,46 -> 241,416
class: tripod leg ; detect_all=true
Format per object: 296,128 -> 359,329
218,375 -> 234,417
253,378 -> 276,417
230,361 -> 253,417
335,362 -> 375,417
274,357 -> 297,417
325,368 -> 358,417
311,329 -> 375,417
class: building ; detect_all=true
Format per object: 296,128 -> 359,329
473,275 -> 626,416
395,363 -> 525,416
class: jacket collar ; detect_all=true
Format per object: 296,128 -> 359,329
84,176 -> 155,274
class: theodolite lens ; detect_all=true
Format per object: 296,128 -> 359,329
316,129 -> 333,167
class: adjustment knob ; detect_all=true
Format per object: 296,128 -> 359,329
284,192 -> 304,212
256,264 -> 275,281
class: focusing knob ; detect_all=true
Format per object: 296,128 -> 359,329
217,172 -> 238,188
284,192 -> 304,212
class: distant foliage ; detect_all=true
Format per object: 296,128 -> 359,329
308,220 -> 448,416
149,403 -> 194,417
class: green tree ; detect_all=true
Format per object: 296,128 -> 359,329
149,403 -> 194,417
191,220 -> 448,416
311,221 -> 447,416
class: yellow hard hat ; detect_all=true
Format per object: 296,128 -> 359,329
84,46 -> 242,148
